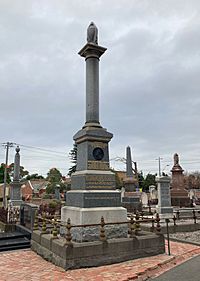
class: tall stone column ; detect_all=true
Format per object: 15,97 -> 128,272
79,23 -> 106,127
13,146 -> 20,181
61,23 -> 127,242
10,146 -> 22,206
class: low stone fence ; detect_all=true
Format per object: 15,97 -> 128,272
31,212 -> 165,270
142,209 -> 200,234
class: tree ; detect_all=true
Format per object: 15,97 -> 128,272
8,163 -> 29,180
138,171 -> 145,190
137,172 -> 157,192
46,168 -> 66,194
0,163 -> 11,183
143,173 -> 157,192
68,143 -> 77,176
26,173 -> 44,180
184,171 -> 200,190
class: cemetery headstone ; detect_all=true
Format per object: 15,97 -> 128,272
156,176 -> 173,218
170,153 -> 190,207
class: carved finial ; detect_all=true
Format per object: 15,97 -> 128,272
16,146 -> 20,153
174,153 -> 179,165
87,22 -> 98,44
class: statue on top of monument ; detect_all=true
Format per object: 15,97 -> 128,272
87,22 -> 98,44
174,153 -> 179,166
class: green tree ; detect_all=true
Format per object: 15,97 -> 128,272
143,173 -> 157,192
68,143 -> 77,176
46,168 -> 66,194
26,173 -> 44,180
138,171 -> 145,190
8,163 -> 29,180
0,163 -> 11,183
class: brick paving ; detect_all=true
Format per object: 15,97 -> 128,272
0,240 -> 199,281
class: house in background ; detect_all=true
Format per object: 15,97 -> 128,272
21,180 -> 47,201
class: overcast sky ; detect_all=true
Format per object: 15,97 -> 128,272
0,0 -> 200,177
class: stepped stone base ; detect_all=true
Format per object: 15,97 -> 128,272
31,231 -> 165,270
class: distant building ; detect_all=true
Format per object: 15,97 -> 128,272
21,179 -> 47,200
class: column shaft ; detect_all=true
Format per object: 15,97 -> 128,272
86,57 -> 99,124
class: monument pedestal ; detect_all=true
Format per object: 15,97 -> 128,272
171,189 -> 190,207
10,181 -> 23,207
123,177 -> 138,192
122,192 -> 142,212
61,206 -> 127,242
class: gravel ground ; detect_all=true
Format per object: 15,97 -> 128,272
168,230 -> 200,244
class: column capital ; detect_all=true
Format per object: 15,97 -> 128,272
78,43 -> 107,60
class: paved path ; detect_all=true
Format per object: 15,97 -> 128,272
0,240 -> 199,280
149,255 -> 200,281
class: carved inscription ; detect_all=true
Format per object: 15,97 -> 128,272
85,196 -> 117,200
90,142 -> 107,148
88,160 -> 109,170
86,175 -> 114,189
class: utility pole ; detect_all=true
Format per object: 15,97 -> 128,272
2,142 -> 14,208
156,157 -> 163,177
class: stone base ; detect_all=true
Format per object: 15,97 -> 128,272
122,193 -> 142,212
156,206 -> 174,220
123,176 -> 139,192
66,190 -> 121,208
10,200 -> 23,207
61,206 -> 127,242
171,190 -> 190,207
156,206 -> 173,215
31,231 -> 165,270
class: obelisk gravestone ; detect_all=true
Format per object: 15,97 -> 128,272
122,146 -> 141,212
61,22 -> 127,242
10,146 -> 23,206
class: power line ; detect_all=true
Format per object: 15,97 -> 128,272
15,143 -> 67,155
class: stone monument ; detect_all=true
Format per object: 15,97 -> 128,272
10,146 -> 23,206
156,176 -> 173,218
170,153 -> 190,207
61,22 -> 127,241
123,146 -> 138,191
122,146 -> 141,212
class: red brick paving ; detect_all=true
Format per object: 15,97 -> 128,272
0,240 -> 199,281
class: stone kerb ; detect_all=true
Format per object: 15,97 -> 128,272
31,230 -> 165,270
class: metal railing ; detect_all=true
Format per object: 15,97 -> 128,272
33,210 -> 162,246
